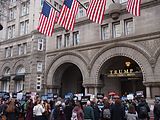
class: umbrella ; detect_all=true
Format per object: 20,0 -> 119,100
108,92 -> 116,96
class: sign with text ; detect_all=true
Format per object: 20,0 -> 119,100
97,93 -> 104,99
81,96 -> 90,104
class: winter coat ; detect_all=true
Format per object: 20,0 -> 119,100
110,104 -> 125,120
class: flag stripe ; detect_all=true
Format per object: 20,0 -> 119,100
87,0 -> 107,24
37,1 -> 57,36
127,0 -> 141,16
57,0 -> 79,31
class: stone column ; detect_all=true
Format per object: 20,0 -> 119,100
85,87 -> 88,95
94,87 -> 98,95
146,86 -> 151,99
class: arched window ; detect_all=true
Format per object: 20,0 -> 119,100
14,65 -> 25,92
4,67 -> 10,76
16,65 -> 25,74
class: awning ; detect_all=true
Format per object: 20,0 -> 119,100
0,76 -> 10,81
12,75 -> 25,81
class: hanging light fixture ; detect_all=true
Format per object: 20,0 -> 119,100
125,61 -> 131,67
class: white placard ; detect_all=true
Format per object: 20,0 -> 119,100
127,94 -> 134,100
17,93 -> 23,100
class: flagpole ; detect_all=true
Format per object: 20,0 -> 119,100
76,0 -> 87,10
45,0 -> 60,12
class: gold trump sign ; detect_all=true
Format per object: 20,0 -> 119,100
108,69 -> 135,77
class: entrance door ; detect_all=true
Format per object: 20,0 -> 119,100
100,56 -> 146,97
57,63 -> 84,97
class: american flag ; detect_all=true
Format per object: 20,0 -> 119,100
86,0 -> 107,24
127,0 -> 141,16
37,1 -> 58,36
57,0 -> 79,31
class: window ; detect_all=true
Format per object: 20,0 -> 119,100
20,20 -> 29,35
2,81 -> 9,92
5,46 -> 13,58
56,35 -> 62,49
36,76 -> 41,91
23,43 -> 27,54
4,68 -> 10,76
101,24 -> 109,40
9,46 -> 13,57
7,25 -> 15,39
8,7 -> 16,21
78,7 -> 84,18
15,81 -> 24,92
64,33 -> 70,47
18,44 -> 22,55
5,47 -> 9,58
37,62 -> 43,72
54,1 -> 58,8
73,31 -> 79,45
125,18 -> 133,35
84,2 -> 89,8
120,0 -> 127,4
38,39 -> 44,51
113,22 -> 121,38
18,43 -> 27,55
10,0 -> 16,3
21,1 -> 30,16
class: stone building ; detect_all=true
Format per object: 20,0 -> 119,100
0,0 -> 160,100
0,0 -> 47,93
45,0 -> 160,99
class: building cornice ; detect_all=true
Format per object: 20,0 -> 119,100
0,34 -> 32,45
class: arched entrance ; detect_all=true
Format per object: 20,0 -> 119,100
54,63 -> 84,97
100,56 -> 146,97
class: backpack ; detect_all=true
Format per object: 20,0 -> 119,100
71,111 -> 78,120
103,108 -> 111,119
139,106 -> 148,118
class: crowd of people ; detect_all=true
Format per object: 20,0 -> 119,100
0,94 -> 160,120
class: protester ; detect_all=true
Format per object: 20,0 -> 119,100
5,99 -> 17,120
153,99 -> 160,120
71,101 -> 84,120
110,97 -> 125,120
25,99 -> 34,120
137,97 -> 150,120
33,98 -> 45,120
83,100 -> 95,120
125,104 -> 138,120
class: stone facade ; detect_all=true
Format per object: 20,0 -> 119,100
45,0 -> 160,98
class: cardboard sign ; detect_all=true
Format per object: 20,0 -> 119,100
26,92 -> 31,97
81,96 -> 90,103
53,94 -> 58,99
41,95 -> 48,100
47,93 -> 53,99
127,94 -> 134,100
74,93 -> 83,101
17,93 -> 23,100
3,92 -> 10,99
12,93 -> 17,98
136,91 -> 143,96
97,93 -> 104,99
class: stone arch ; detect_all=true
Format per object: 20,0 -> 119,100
12,59 -> 29,74
90,42 -> 154,85
0,62 -> 12,76
46,52 -> 89,85
154,48 -> 160,82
